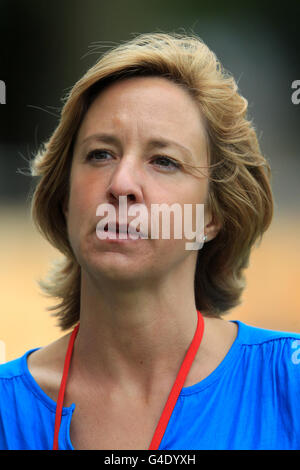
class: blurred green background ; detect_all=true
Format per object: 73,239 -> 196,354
0,0 -> 299,362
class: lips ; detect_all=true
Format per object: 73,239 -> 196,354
104,222 -> 129,234
103,222 -> 146,238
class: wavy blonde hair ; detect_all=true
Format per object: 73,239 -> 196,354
30,31 -> 273,330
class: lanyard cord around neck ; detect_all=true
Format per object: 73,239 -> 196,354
52,323 -> 79,451
52,310 -> 204,450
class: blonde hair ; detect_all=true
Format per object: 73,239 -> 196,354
30,31 -> 273,330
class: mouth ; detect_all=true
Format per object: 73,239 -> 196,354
99,221 -> 147,241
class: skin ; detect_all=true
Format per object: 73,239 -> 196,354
27,76 -> 238,449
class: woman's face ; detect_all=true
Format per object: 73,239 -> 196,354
66,76 -> 214,284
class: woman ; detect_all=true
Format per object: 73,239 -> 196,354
0,32 -> 299,450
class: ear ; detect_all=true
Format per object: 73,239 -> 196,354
204,204 -> 222,242
204,217 -> 222,242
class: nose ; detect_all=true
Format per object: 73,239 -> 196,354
106,155 -> 144,208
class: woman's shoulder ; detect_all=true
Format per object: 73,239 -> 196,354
0,333 -> 71,404
233,320 -> 300,381
0,348 -> 42,413
233,319 -> 300,346
25,333 -> 71,403
0,336 -> 73,450
0,349 -> 37,380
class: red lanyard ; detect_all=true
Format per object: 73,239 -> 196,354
52,310 -> 204,450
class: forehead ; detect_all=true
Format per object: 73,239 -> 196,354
76,76 -> 208,160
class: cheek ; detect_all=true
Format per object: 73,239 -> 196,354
167,183 -> 208,234
68,171 -> 100,220
185,181 -> 209,228
65,176 -> 96,252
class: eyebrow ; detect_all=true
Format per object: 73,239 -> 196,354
78,132 -> 193,160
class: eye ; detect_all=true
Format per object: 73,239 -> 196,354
152,156 -> 182,171
86,149 -> 113,162
85,150 -> 181,171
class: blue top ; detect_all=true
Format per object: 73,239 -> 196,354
0,320 -> 300,450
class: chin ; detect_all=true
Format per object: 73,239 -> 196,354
83,252 -> 147,283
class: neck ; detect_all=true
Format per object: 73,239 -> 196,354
73,269 -> 199,397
